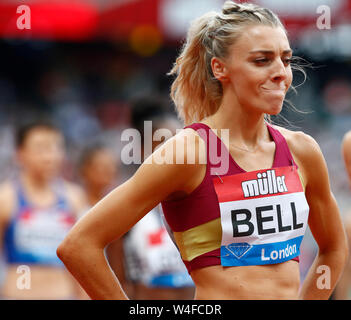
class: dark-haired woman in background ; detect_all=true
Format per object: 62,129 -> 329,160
0,121 -> 87,299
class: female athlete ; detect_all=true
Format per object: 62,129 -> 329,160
57,1 -> 348,300
0,120 -> 86,299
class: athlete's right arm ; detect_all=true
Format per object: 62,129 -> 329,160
57,129 -> 205,300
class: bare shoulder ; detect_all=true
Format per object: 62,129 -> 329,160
134,127 -> 207,198
62,181 -> 88,218
271,125 -> 322,165
0,180 -> 15,197
177,127 -> 207,161
0,180 -> 16,224
174,126 -> 206,150
149,127 -> 206,166
271,125 -> 327,190
342,130 -> 351,144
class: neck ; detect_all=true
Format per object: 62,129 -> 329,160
207,91 -> 270,149
85,185 -> 105,206
21,171 -> 52,191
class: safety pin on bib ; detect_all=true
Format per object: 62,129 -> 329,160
214,172 -> 224,184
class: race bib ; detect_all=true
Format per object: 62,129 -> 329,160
14,208 -> 74,264
213,166 -> 309,267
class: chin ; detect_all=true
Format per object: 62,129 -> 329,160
267,108 -> 283,116
41,172 -> 59,181
265,102 -> 284,116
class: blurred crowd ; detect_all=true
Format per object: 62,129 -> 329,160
0,31 -> 350,299
0,40 -> 350,207
0,40 -> 179,184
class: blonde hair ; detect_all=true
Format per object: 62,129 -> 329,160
168,1 -> 287,125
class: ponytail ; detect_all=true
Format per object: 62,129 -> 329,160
168,12 -> 222,125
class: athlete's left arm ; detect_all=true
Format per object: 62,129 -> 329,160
291,132 -> 349,299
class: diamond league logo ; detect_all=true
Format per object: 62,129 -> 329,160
225,243 -> 252,259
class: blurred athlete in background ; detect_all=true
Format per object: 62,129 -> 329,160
111,96 -> 195,299
78,143 -> 132,298
79,144 -> 118,208
0,120 -> 87,299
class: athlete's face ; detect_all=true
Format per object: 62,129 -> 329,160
213,25 -> 293,115
18,128 -> 64,180
82,149 -> 117,190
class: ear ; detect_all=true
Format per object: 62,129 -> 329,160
211,57 -> 229,82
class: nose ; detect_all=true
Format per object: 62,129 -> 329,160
42,148 -> 62,165
271,59 -> 287,82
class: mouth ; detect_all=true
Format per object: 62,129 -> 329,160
261,86 -> 286,96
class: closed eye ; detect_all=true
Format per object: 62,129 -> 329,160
253,58 -> 270,65
254,57 -> 292,67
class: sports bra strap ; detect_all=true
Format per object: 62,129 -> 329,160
51,179 -> 69,209
13,179 -> 29,210
266,124 -> 298,169
184,123 -> 211,172
184,122 -> 231,175
12,178 -> 70,211
184,122 -> 298,172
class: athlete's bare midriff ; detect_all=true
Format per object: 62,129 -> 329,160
190,260 -> 300,300
1,265 -> 75,299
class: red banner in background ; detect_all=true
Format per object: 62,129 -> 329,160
0,1 -> 98,41
0,0 -> 350,42
253,0 -> 351,38
98,0 -> 160,40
